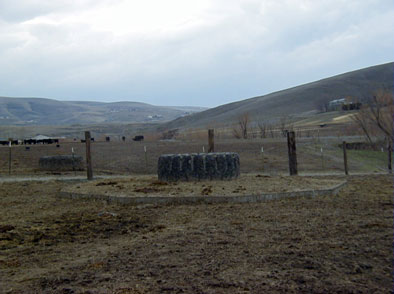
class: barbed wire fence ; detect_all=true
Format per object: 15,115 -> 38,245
0,130 -> 392,177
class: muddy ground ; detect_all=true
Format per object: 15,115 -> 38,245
0,174 -> 392,293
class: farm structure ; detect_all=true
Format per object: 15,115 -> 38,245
328,98 -> 361,111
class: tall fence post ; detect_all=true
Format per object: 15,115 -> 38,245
287,131 -> 298,175
388,140 -> 392,173
85,131 -> 93,180
8,140 -> 12,175
144,145 -> 148,170
320,147 -> 324,170
71,147 -> 76,176
342,141 -> 348,175
208,129 -> 214,152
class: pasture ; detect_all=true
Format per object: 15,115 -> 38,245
0,136 -> 392,293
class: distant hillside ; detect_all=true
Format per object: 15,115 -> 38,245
0,97 -> 207,125
159,62 -> 394,130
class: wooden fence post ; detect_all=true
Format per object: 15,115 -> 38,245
144,145 -> 148,170
320,147 -> 324,170
388,140 -> 392,173
287,131 -> 298,175
8,140 -> 12,175
71,147 -> 76,176
85,131 -> 93,180
208,129 -> 214,152
342,141 -> 348,175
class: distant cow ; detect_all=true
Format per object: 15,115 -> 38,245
133,135 -> 144,141
1,140 -> 18,145
81,138 -> 94,143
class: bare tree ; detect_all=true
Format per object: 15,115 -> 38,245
267,123 -> 275,138
232,128 -> 241,139
279,116 -> 294,137
257,121 -> 267,138
352,90 -> 393,142
350,109 -> 374,144
232,113 -> 250,139
314,97 -> 330,113
239,113 -> 250,139
367,90 -> 393,141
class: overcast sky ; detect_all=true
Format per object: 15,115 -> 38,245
0,0 -> 393,107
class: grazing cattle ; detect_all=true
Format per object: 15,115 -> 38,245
24,138 -> 58,144
81,138 -> 93,143
24,139 -> 35,144
1,140 -> 18,145
133,135 -> 144,141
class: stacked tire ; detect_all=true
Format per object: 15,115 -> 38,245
39,155 -> 84,171
158,152 -> 240,182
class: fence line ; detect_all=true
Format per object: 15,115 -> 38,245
0,136 -> 392,176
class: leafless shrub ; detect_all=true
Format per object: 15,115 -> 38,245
351,90 -> 393,142
161,129 -> 179,140
257,121 -> 267,138
267,124 -> 275,138
350,108 -> 374,144
232,128 -> 242,139
279,116 -> 294,137
314,97 -> 330,113
232,113 -> 250,139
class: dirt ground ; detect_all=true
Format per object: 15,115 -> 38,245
63,174 -> 344,198
0,174 -> 392,293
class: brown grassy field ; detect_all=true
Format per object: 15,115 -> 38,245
0,174 -> 392,293
0,136 -> 392,293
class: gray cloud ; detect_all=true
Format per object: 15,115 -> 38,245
0,0 -> 392,107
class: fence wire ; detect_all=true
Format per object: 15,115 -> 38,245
0,137 -> 391,176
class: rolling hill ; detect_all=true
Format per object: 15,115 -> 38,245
159,62 -> 393,130
0,98 -> 206,125
1,62 -> 392,129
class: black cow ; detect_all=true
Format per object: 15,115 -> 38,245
133,135 -> 144,141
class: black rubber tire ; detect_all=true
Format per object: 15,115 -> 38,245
39,155 -> 84,171
158,152 -> 240,181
